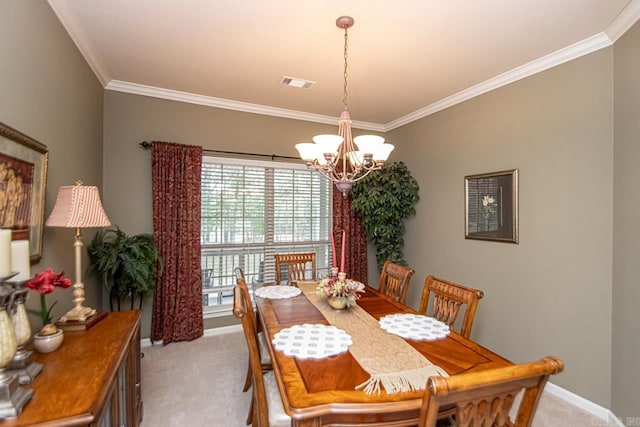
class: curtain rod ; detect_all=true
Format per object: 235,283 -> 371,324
139,141 -> 299,161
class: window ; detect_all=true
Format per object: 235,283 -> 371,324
201,156 -> 333,316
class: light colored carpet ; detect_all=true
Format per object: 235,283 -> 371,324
140,330 -> 251,426
140,329 -> 603,427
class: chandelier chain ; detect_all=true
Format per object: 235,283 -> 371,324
343,27 -> 349,110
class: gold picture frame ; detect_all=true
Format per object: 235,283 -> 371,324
465,169 -> 518,243
0,121 -> 49,261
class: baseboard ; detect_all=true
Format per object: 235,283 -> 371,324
203,324 -> 243,337
140,324 -> 242,348
545,382 -> 624,426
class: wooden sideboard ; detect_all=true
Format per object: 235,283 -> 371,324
1,310 -> 143,426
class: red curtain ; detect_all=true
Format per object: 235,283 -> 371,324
150,141 -> 203,344
332,191 -> 368,283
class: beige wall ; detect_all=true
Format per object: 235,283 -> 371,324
102,90 -> 387,335
0,2 -> 104,329
389,49 -> 614,406
612,20 -> 640,421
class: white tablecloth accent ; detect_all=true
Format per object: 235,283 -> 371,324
272,324 -> 352,359
254,285 -> 301,299
379,314 -> 450,341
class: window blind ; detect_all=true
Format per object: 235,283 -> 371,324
201,156 -> 332,314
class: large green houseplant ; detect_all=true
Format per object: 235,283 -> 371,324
350,162 -> 419,271
87,226 -> 162,310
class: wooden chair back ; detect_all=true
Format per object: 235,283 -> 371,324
418,356 -> 564,427
378,260 -> 415,304
233,278 -> 269,425
274,252 -> 316,285
234,267 -> 245,280
419,275 -> 484,339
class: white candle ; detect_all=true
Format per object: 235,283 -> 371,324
0,230 -> 11,277
11,240 -> 30,281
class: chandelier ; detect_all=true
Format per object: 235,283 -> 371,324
296,16 -> 394,195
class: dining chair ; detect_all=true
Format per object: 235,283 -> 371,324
418,275 -> 484,339
235,276 -> 272,393
274,252 -> 316,285
418,356 -> 564,426
234,266 -> 245,280
233,281 -> 290,427
377,260 -> 416,304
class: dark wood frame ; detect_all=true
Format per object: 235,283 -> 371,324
465,169 -> 518,243
0,121 -> 48,261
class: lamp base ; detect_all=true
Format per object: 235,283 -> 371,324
59,305 -> 96,323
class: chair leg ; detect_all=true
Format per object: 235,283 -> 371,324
242,358 -> 252,392
246,394 -> 254,425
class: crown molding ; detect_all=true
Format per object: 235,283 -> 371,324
105,80 -> 386,132
107,29 -> 612,134
54,0 -> 640,133
383,32 -> 612,131
47,0 -> 110,86
384,1 -> 640,131
606,0 -> 640,42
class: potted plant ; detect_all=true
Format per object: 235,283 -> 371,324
87,226 -> 162,311
25,269 -> 71,352
350,161 -> 420,271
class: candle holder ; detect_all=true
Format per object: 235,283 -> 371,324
338,272 -> 347,282
331,267 -> 339,277
0,277 -> 33,418
7,280 -> 43,385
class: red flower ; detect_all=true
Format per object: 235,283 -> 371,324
25,269 -> 72,327
26,268 -> 72,294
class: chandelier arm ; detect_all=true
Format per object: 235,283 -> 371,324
308,159 -> 381,185
338,118 -> 351,180
349,167 -> 378,184
329,167 -> 378,185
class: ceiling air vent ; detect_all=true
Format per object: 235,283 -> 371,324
280,76 -> 315,89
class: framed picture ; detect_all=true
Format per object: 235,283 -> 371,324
0,121 -> 49,262
465,169 -> 518,243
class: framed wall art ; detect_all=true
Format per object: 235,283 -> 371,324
0,121 -> 49,261
465,169 -> 518,243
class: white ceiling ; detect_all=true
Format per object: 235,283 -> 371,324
48,0 -> 640,131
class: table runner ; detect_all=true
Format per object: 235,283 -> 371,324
297,282 -> 448,395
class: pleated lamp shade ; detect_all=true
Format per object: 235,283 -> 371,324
46,183 -> 111,228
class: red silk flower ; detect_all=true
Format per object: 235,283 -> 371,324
26,268 -> 72,294
25,269 -> 72,327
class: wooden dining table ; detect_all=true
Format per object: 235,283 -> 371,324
254,282 -> 512,427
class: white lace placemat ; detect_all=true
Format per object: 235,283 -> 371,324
254,285 -> 302,299
272,324 -> 352,359
379,314 -> 450,341
348,280 -> 365,292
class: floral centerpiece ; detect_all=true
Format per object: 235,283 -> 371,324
25,268 -> 71,335
316,275 -> 364,309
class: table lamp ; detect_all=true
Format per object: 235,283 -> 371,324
45,181 -> 111,322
